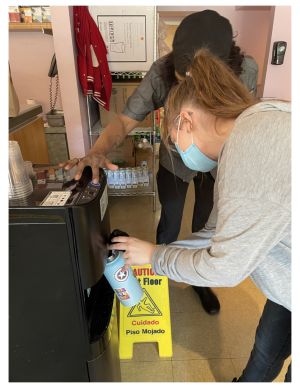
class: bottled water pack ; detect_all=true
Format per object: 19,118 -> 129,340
104,165 -> 149,189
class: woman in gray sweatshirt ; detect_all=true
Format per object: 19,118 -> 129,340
108,48 -> 291,382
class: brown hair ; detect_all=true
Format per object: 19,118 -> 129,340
162,48 -> 258,147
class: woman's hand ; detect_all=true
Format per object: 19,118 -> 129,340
108,237 -> 156,271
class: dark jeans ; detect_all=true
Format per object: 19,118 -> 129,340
238,299 -> 291,382
156,163 -> 214,244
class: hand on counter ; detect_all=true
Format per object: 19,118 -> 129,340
59,151 -> 118,184
108,237 -> 156,271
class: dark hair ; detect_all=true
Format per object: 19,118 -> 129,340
159,42 -> 245,89
159,51 -> 178,90
228,40 -> 245,77
162,48 -> 258,147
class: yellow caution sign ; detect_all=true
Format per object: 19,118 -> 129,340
119,264 -> 172,359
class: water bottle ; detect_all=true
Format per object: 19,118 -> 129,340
143,166 -> 149,186
137,165 -> 144,187
132,167 -> 138,188
104,229 -> 144,307
120,168 -> 126,189
126,166 -> 132,188
114,170 -> 120,189
107,170 -> 114,189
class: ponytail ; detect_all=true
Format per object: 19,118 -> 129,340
163,48 -> 258,147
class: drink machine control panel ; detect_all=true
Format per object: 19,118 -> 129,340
38,168 -> 107,207
77,173 -> 105,205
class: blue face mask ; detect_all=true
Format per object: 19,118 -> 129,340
174,116 -> 218,173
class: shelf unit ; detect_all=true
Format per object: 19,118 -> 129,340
86,6 -> 157,211
9,22 -> 52,35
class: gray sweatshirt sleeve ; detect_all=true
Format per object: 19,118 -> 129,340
151,196 -> 290,288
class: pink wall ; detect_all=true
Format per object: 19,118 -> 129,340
9,31 -> 63,120
262,6 -> 291,101
9,6 -> 91,159
159,6 -> 272,85
51,6 -> 90,158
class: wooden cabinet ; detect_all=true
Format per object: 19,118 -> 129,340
9,117 -> 50,164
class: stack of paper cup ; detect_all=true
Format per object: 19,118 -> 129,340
9,141 -> 35,206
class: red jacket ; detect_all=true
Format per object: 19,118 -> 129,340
73,6 -> 112,110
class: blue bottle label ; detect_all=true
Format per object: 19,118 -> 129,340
114,267 -> 129,282
115,287 -> 131,300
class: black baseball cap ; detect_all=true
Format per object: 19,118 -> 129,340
173,10 -> 233,76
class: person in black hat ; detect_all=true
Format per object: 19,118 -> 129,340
60,10 -> 258,316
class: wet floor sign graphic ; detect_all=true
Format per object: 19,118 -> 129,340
119,264 -> 172,359
127,289 -> 162,317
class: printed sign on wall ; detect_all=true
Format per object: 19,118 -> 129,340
97,15 -> 147,62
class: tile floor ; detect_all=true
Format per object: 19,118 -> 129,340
108,161 -> 291,383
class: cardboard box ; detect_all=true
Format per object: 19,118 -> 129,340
19,7 -> 32,23
109,155 -> 136,169
31,6 -> 42,23
9,6 -> 21,22
107,136 -> 134,158
135,147 -> 153,173
107,136 -> 136,168
99,82 -> 154,128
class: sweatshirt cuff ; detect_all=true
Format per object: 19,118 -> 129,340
151,245 -> 168,276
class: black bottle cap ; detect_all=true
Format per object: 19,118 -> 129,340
108,229 -> 129,257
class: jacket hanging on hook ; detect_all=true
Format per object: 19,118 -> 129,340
73,6 -> 112,111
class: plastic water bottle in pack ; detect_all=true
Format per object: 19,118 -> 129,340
137,165 -> 144,187
143,166 -> 149,186
132,167 -> 138,189
114,170 -> 120,189
125,167 -> 132,188
120,168 -> 126,189
107,170 -> 115,189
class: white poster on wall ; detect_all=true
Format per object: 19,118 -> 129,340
88,6 -> 155,72
98,15 -> 146,62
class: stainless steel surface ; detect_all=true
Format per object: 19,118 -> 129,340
9,104 -> 43,132
44,125 -> 66,134
107,251 -> 118,263
46,109 -> 65,127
